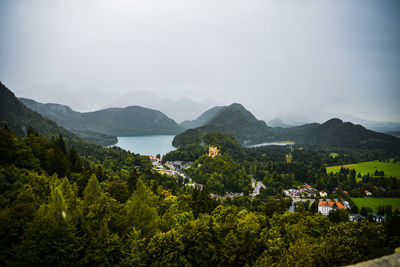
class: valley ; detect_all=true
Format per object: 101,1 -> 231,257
1,82 -> 400,266
2,1 -> 400,265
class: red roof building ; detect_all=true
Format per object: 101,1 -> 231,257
318,201 -> 345,216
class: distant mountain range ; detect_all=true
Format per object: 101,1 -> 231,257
4,80 -> 400,153
16,83 -> 219,123
173,103 -> 400,153
111,92 -> 219,123
19,98 -> 184,138
267,115 -> 400,133
277,118 -> 400,152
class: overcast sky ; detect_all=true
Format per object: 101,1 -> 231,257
1,0 -> 399,123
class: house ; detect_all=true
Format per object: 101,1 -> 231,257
349,214 -> 361,221
284,189 -> 301,198
318,201 -> 345,216
148,155 -> 161,166
372,214 -> 385,223
306,190 -> 316,197
208,146 -> 219,157
319,191 -> 328,197
365,190 -> 372,196
172,161 -> 183,169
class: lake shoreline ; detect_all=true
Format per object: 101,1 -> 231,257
113,135 -> 176,156
246,141 -> 295,148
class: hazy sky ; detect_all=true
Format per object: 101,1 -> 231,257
1,0 -> 399,122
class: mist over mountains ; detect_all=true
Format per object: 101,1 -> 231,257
1,80 -> 399,158
19,97 -> 183,137
15,84 -> 218,123
14,83 -> 400,133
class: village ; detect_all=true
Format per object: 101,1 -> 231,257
149,146 -> 382,221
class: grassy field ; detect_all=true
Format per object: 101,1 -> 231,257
351,198 -> 400,213
326,159 -> 400,178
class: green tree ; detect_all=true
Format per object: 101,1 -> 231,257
144,229 -> 189,266
101,177 -> 130,203
68,145 -> 82,173
190,187 -> 218,217
360,207 -> 368,217
317,221 -> 387,266
385,205 -> 393,217
127,168 -> 139,192
125,179 -> 158,237
280,239 -> 315,266
351,203 -> 359,214
310,200 -> 318,214
328,208 -> 349,223
179,215 -> 219,266
255,226 -> 285,266
377,205 -> 385,217
83,174 -> 102,210
0,127 -> 18,164
15,180 -> 80,265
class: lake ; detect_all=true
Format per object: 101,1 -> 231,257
114,135 -> 176,156
246,141 -> 295,148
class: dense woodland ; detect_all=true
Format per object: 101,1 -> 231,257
1,127 -> 400,266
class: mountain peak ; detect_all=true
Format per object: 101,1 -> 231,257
174,103 -> 271,146
228,103 -> 246,110
322,118 -> 344,127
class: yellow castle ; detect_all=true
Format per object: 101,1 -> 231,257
208,146 -> 219,157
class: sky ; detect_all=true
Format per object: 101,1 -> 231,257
1,0 -> 399,123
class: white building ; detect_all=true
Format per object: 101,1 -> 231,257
318,201 -> 345,216
319,191 -> 328,198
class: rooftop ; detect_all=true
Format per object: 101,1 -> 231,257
319,201 -> 345,209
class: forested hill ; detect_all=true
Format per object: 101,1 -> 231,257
280,118 -> 400,152
18,98 -> 117,146
174,103 -> 273,146
0,82 -> 76,140
19,97 -> 184,136
82,106 -> 183,136
19,98 -> 86,130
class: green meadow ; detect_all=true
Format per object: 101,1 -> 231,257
326,159 -> 400,178
351,198 -> 400,213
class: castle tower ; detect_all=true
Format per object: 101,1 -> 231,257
208,146 -> 219,157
